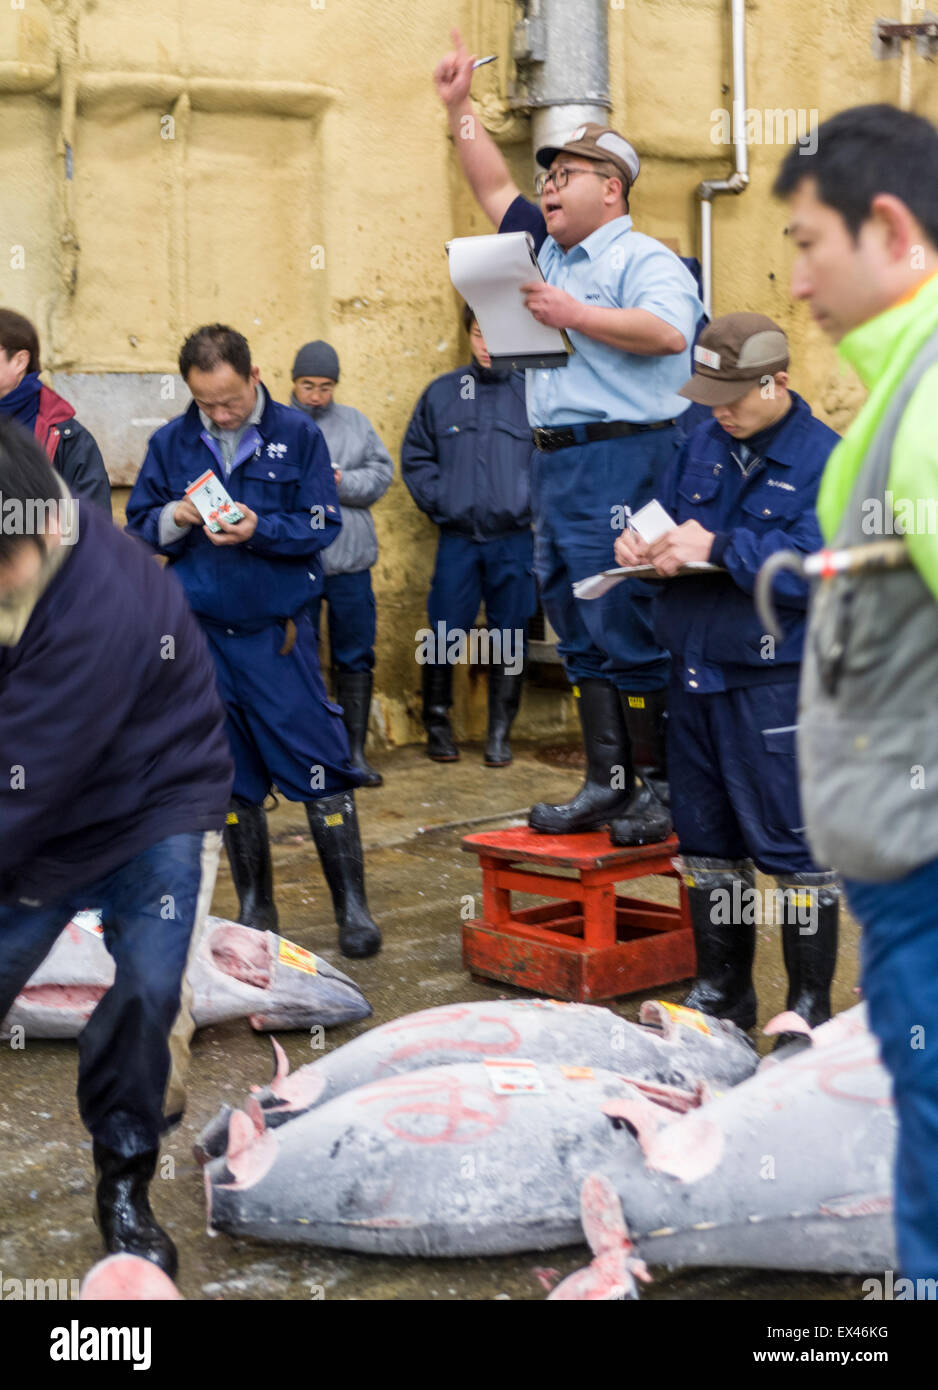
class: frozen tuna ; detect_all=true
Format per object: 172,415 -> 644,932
80,1254 -> 184,1301
204,1005 -> 895,1271
0,913 -> 371,1040
203,1060 -> 709,1255
194,996 -> 758,1163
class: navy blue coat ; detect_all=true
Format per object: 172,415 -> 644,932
125,386 -> 342,629
0,505 -> 233,905
653,392 -> 839,690
401,363 -> 532,539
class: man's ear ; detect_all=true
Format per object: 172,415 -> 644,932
868,193 -> 922,265
250,364 -> 261,385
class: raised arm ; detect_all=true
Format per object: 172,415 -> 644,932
434,27 -> 520,229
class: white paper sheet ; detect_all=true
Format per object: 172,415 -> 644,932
447,232 -> 571,366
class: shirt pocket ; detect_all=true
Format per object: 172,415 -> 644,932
740,486 -> 801,526
239,458 -> 301,510
676,473 -> 721,518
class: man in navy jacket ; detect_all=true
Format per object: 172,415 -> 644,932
126,325 -> 380,959
402,304 -> 535,766
0,418 -> 233,1276
614,314 -> 841,1037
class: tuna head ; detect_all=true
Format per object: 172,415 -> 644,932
193,1037 -> 326,1165
80,1254 -> 183,1301
191,920 -> 372,1031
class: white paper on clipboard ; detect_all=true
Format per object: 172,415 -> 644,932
573,563 -> 722,599
446,232 -> 572,370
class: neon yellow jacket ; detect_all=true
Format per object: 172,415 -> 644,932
817,270 -> 938,599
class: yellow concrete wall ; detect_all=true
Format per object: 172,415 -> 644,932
1,0 -> 935,745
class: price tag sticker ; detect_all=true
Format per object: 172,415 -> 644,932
560,1065 -> 594,1081
483,1058 -> 545,1095
656,1001 -> 712,1036
278,938 -> 318,975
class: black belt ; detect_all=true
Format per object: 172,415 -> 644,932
532,419 -> 676,452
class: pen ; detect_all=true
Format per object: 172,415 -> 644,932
472,54 -> 497,69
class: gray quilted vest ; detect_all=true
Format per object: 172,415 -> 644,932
798,330 -> 938,882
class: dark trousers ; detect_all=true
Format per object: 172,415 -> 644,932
0,831 -> 217,1157
205,613 -> 361,804
425,529 -> 536,662
530,430 -> 675,691
310,569 -> 377,672
845,858 -> 938,1285
668,677 -> 819,875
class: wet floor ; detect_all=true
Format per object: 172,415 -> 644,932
0,745 -> 865,1301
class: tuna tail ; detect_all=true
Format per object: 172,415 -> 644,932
548,1175 -> 651,1301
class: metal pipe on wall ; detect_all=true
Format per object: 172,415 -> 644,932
697,0 -> 750,318
512,0 -> 611,160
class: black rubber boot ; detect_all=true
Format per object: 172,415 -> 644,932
335,669 -> 383,788
772,873 -> 840,1049
608,689 -> 672,846
422,665 -> 459,762
222,798 -> 278,932
305,791 -> 381,958
484,664 -> 524,767
93,1144 -> 178,1278
528,678 -> 634,834
681,856 -> 758,1029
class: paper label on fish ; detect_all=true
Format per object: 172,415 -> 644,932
484,1058 -> 546,1094
72,909 -> 104,937
655,1001 -> 712,1036
278,938 -> 318,975
560,1066 -> 595,1081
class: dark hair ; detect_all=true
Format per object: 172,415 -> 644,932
461,302 -> 477,334
773,104 -> 938,246
178,324 -> 252,381
0,417 -> 60,563
0,308 -> 40,375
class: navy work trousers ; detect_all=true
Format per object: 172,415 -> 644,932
668,677 -> 819,874
310,569 -> 377,672
205,613 -> 361,804
530,430 -> 675,691
0,831 -> 217,1157
844,858 -> 938,1287
425,529 -> 536,666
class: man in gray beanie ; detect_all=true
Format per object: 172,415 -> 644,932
291,341 -> 393,787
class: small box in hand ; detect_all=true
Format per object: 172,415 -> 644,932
185,470 -> 245,533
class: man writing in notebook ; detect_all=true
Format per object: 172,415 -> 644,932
434,29 -> 702,845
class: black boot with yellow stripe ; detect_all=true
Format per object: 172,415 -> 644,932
608,688 -> 672,846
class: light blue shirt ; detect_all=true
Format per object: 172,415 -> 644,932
527,215 -> 702,428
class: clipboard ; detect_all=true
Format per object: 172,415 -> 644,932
446,231 -> 574,371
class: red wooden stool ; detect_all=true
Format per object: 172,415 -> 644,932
461,826 -> 695,1002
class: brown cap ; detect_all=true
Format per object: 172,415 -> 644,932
535,122 -> 640,189
679,313 -> 790,406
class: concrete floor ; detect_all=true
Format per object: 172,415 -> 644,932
0,744 -> 863,1301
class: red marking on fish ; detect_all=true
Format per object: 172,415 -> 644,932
818,1193 -> 892,1219
355,1073 -> 505,1145
383,1017 -> 523,1066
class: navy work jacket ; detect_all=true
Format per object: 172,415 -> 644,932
126,385 -> 341,629
401,362 -> 531,540
652,391 -> 840,691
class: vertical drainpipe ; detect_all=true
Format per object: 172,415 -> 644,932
511,0 -> 611,164
697,0 -> 749,318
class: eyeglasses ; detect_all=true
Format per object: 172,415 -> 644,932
534,166 -> 611,196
